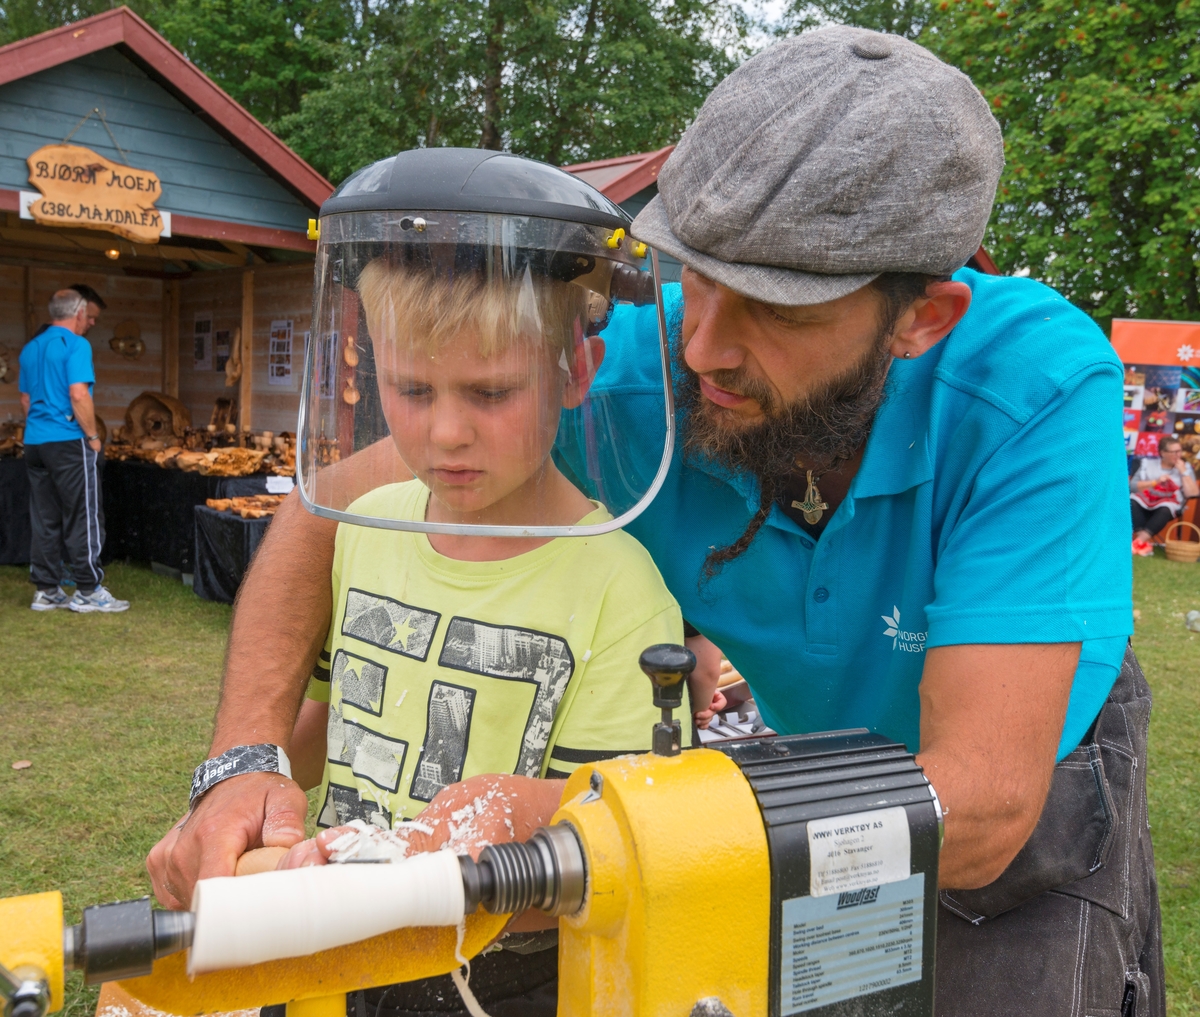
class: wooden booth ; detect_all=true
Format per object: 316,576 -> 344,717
0,7 -> 333,590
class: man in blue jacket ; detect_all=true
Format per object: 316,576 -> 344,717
148,28 -> 1158,1016
19,288 -> 128,613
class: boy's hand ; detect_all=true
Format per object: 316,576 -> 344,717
685,632 -> 727,729
275,775 -> 567,931
147,772 -> 308,909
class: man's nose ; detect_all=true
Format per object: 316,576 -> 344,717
683,286 -> 748,376
428,398 -> 474,449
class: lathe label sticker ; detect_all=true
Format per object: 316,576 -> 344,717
807,806 -> 911,897
780,872 -> 924,1014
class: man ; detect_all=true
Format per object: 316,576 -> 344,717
148,27 -> 1159,1015
30,282 -> 106,340
1130,434 -> 1197,554
19,288 -> 129,613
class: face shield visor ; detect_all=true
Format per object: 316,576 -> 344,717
298,211 -> 672,535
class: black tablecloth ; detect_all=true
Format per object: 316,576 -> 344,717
103,460 -> 269,572
0,457 -> 32,565
192,505 -> 271,603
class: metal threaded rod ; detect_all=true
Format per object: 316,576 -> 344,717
479,842 -> 545,915
460,824 -> 586,918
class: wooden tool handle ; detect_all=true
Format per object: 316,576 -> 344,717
234,846 -> 289,876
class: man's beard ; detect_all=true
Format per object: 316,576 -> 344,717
675,321 -> 895,581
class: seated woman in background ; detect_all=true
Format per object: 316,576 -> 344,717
1130,435 -> 1198,555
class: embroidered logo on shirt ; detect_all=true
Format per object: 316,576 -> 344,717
882,606 -> 927,654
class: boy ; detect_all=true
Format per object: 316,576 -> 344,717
274,255 -> 715,1016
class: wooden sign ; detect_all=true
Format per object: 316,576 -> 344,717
26,143 -> 165,243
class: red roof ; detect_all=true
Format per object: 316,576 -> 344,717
562,146 -> 674,205
0,6 -> 333,210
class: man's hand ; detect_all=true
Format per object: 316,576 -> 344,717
147,772 -> 308,909
917,642 -> 1079,890
87,438 -> 101,452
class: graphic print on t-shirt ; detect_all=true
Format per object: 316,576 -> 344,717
332,649 -> 388,715
318,781 -> 392,830
329,715 -> 409,793
438,617 -> 575,778
341,589 -> 441,661
410,681 -> 477,801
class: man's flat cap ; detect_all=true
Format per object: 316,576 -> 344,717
632,27 -> 1004,305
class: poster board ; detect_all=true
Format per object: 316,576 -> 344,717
1112,318 -> 1200,466
268,319 -> 294,388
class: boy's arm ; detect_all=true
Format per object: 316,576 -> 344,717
146,491 -> 337,909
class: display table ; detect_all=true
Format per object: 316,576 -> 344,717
0,458 -> 32,565
102,460 -> 269,573
192,505 -> 271,604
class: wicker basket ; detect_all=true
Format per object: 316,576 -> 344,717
1163,520 -> 1200,563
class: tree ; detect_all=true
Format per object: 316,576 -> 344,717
920,0 -> 1200,329
153,0 -> 358,126
277,0 -> 748,183
776,0 -> 932,39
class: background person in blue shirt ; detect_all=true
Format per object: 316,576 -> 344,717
148,29 -> 1159,1016
19,288 -> 129,613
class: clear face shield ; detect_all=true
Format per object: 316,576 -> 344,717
299,211 -> 673,535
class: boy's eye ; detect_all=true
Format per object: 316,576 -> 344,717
474,388 -> 511,402
399,383 -> 433,398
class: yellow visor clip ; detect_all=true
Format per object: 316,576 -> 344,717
606,228 -> 625,250
307,219 -> 321,241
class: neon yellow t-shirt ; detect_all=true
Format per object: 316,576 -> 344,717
307,479 -> 682,829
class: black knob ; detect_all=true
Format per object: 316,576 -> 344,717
639,643 -> 696,710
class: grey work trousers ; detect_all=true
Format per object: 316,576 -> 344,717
936,646 -> 1164,1017
25,439 -> 106,593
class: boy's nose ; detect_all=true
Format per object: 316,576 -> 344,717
428,399 -> 475,449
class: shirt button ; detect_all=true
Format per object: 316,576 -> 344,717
813,587 -> 830,603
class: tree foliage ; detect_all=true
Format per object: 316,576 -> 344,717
277,0 -> 747,182
920,0 -> 1200,328
1,0 -> 745,185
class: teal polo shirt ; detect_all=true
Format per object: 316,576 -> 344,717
19,325 -> 95,444
561,268 -> 1132,760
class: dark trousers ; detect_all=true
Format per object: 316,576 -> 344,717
25,439 -> 105,593
1130,501 -> 1175,536
937,646 -> 1164,1016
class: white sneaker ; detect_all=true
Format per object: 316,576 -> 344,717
68,586 -> 130,613
31,587 -> 69,611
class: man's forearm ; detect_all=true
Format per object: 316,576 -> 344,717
917,642 -> 1078,889
70,391 -> 97,438
210,492 -> 338,756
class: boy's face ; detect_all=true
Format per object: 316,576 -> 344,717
375,329 -> 578,518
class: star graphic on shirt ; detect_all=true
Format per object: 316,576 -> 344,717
389,616 -> 418,653
882,607 -> 901,649
1177,343 -> 1196,363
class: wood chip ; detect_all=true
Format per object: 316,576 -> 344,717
12,760 -> 32,770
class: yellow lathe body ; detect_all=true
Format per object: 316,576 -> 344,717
1,646 -> 940,1017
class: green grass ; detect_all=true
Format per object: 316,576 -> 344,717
1133,554 -> 1200,1015
0,558 -> 1197,1013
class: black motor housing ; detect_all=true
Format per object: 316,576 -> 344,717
717,730 -> 941,1017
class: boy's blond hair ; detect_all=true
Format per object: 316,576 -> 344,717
358,259 -> 589,362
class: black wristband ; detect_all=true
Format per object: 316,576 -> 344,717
190,743 -> 292,808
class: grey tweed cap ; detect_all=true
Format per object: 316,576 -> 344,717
632,26 -> 1004,306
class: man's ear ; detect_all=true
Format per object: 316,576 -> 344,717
889,281 -> 972,360
563,336 -> 606,409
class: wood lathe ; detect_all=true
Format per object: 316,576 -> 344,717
0,645 -> 942,1017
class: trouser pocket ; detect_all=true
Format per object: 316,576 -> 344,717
939,737 -> 1116,923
